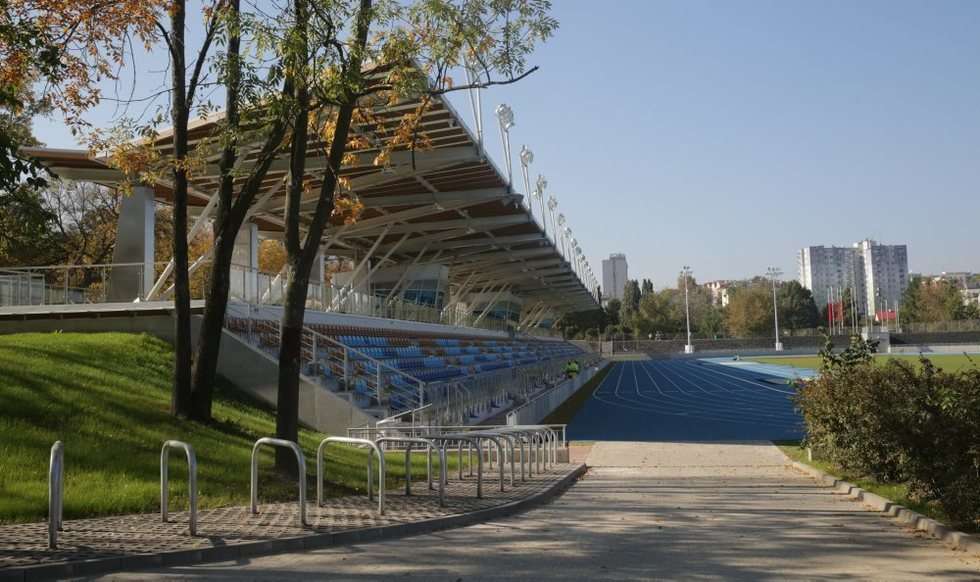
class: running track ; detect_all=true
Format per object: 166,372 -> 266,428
566,359 -> 804,441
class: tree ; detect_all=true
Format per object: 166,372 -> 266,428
1,1 -> 162,189
640,278 -> 654,297
777,280 -> 820,332
901,277 -> 973,322
620,279 -> 641,330
270,0 -> 558,472
153,0 -> 226,417
725,283 -> 772,337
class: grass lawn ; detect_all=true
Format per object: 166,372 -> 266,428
0,332 -> 456,524
751,353 -> 980,373
776,441 -> 967,531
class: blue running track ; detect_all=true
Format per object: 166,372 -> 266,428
566,359 -> 804,442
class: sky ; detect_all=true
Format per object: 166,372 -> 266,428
31,0 -> 980,288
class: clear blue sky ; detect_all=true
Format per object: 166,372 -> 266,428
32,0 -> 980,288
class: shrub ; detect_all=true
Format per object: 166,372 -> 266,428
795,338 -> 980,528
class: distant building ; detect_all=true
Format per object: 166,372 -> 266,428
858,240 -> 908,316
601,253 -> 628,302
798,239 -> 908,317
703,280 -> 733,307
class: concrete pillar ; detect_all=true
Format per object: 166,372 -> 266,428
232,222 -> 259,303
108,185 -> 155,302
310,250 -> 325,309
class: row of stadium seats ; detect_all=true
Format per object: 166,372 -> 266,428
224,316 -> 584,419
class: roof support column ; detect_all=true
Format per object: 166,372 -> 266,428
232,221 -> 259,304
108,184 -> 155,302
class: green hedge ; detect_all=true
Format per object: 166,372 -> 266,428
795,338 -> 980,529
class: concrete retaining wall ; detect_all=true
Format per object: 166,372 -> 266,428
888,343 -> 980,355
506,363 -> 604,425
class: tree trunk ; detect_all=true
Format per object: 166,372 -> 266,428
189,231 -> 235,419
273,0 -> 372,473
189,0 -> 241,422
274,264 -> 310,475
169,0 -> 193,417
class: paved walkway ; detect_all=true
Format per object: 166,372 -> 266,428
0,463 -> 579,579
101,442 -> 980,580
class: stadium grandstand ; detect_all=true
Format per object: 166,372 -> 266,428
2,86 -> 603,432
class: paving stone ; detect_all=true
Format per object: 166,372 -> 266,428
0,464 -> 575,574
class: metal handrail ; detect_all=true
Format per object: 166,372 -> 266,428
47,441 -> 64,549
316,437 -> 386,515
250,438 -> 308,526
160,440 -> 198,536
375,437 -> 447,506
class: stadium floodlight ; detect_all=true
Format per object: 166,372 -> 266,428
495,103 -> 515,185
766,266 -> 784,351
519,144 -> 533,167
681,266 -> 694,354
519,145 -> 533,215
532,174 -> 548,235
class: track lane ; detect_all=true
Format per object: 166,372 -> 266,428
567,359 -> 804,441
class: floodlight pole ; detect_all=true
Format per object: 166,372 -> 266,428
495,104 -> 515,185
682,266 -> 694,354
519,146 -> 533,218
535,175 -> 548,235
767,266 -> 784,351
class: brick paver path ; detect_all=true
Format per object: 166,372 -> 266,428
0,464 -> 578,573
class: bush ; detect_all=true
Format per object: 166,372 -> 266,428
795,337 -> 980,529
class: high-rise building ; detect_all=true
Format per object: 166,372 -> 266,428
601,253 -> 628,302
859,240 -> 908,316
798,239 -> 908,316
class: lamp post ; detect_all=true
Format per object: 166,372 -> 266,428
519,145 -> 533,216
681,266 -> 694,354
767,266 -> 783,351
535,175 -> 548,234
494,104 -> 515,184
547,195 -> 558,242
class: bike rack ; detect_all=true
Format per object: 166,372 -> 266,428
375,437 -> 446,506
469,431 -> 516,488
459,433 -> 506,492
422,435 -> 484,498
48,441 -> 64,549
251,437 -> 308,526
160,440 -> 198,536
316,437 -> 386,514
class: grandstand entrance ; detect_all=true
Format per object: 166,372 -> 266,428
566,359 -> 803,442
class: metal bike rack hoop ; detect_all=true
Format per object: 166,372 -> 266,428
48,441 -> 64,549
251,437 -> 308,526
160,440 -> 198,536
375,437 -> 446,507
316,437 -> 386,514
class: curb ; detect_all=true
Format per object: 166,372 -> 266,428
1,464 -> 587,582
788,460 -> 980,556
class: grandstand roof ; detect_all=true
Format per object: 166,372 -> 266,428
23,90 -> 598,314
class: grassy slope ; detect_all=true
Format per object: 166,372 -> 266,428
0,332 -> 451,524
776,442 -> 965,531
751,353 -> 979,373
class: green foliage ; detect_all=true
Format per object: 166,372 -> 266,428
902,276 -> 974,322
796,337 -> 980,528
725,283 -> 772,337
0,332 -> 446,523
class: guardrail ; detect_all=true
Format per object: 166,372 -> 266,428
316,437 -> 386,514
251,438 -> 308,527
47,441 -> 64,549
160,440 -> 198,536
